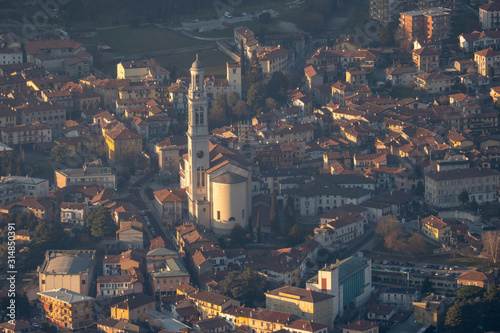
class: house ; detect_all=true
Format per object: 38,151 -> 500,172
14,229 -> 31,242
379,287 -> 418,310
414,72 -> 452,93
306,256 -> 373,319
412,47 -> 439,72
413,294 -> 447,327
221,307 -> 297,333
25,39 -> 92,73
342,320 -> 379,333
38,288 -> 94,330
0,121 -> 52,147
102,250 -> 143,276
385,67 -> 418,87
366,304 -> 396,322
459,30 -> 500,52
149,258 -> 190,295
284,320 -> 329,333
421,215 -> 451,243
60,202 -> 87,225
314,213 -> 365,248
97,271 -> 144,298
110,294 -> 156,322
0,175 -> 49,197
457,270 -> 496,288
104,128 -> 143,162
0,320 -> 35,333
116,226 -> 144,251
346,70 -> 369,86
0,195 -> 54,221
474,48 -> 500,77
146,247 -> 179,273
194,318 -> 231,333
38,250 -> 96,295
265,286 -> 335,328
153,188 -> 187,227
187,291 -> 240,319
96,318 -> 143,333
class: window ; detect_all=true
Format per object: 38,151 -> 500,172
217,211 -> 221,220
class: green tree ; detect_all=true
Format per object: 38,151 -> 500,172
457,286 -> 484,301
266,71 -> 289,102
488,65 -> 495,78
230,223 -> 248,247
227,91 -> 240,108
445,304 -> 465,332
248,50 -> 263,85
269,194 -> 279,234
287,224 -> 304,246
484,285 -> 500,331
246,82 -> 266,112
86,207 -> 117,239
218,268 -> 266,307
50,144 -> 71,164
209,94 -> 230,128
284,196 -> 296,233
459,189 -> 469,206
470,199 -> 479,213
239,40 -> 246,75
255,211 -> 262,243
15,211 -> 38,231
32,219 -> 54,246
420,276 -> 435,294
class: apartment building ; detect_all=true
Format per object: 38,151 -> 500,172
38,288 -> 94,330
425,168 -> 500,207
258,46 -> 293,79
412,47 -> 440,72
480,2 -> 500,30
385,67 -> 419,87
265,286 -> 335,328
55,164 -> 116,189
474,48 -> 500,76
0,122 -> 52,146
149,258 -> 190,295
399,7 -> 451,41
370,0 -> 407,23
459,30 -> 500,52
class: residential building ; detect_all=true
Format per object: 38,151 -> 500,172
412,47 -> 440,72
258,46 -> 293,79
117,61 -> 149,82
38,288 -> 94,330
399,8 -> 451,41
346,70 -> 369,86
379,287 -> 418,310
38,250 -> 96,295
0,195 -> 54,221
104,128 -> 143,162
97,272 -> 144,298
285,320 -> 329,333
474,48 -> 500,76
60,202 -> 87,225
314,213 -> 365,248
194,318 -> 231,333
116,226 -> 143,251
265,286 -> 335,328
385,67 -> 418,87
146,247 -> 179,272
457,270 -> 496,288
0,47 -> 22,66
414,72 -> 453,93
367,305 -> 395,322
370,0 -> 406,23
221,307 -> 297,333
110,294 -> 156,322
0,175 -> 49,198
63,57 -> 91,78
342,319 -> 379,333
153,188 -> 187,227
187,291 -> 240,319
25,39 -> 92,72
425,168 -> 500,207
421,215 -> 451,243
55,164 -> 116,189
0,122 -> 52,147
480,2 -> 500,30
96,318 -> 143,333
306,257 -> 372,319
102,250 -> 142,276
150,258 -> 190,295
0,104 -> 16,128
459,30 -> 500,52
14,101 -> 66,135
413,294 -> 447,327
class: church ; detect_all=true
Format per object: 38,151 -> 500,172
179,56 -> 252,234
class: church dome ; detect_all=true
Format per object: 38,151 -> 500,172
191,55 -> 204,70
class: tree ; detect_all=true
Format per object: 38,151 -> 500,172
420,276 -> 435,293
246,82 -> 266,112
32,219 -> 54,246
269,194 -> 279,234
287,224 -> 304,246
265,97 -> 277,111
406,233 -> 426,255
232,100 -> 248,119
239,40 -> 246,75
482,231 -> 500,264
227,91 -> 240,108
375,214 -> 400,238
248,50 -> 263,85
470,199 -> 479,214
483,285 -> 500,331
255,211 -> 262,243
230,223 -> 248,246
379,23 -> 392,46
15,211 -> 38,231
218,268 -> 266,307
488,65 -> 495,78
456,286 -> 484,301
86,207 -> 116,239
50,144 -> 71,164
284,196 -> 296,232
266,71 -> 289,102
445,304 -> 465,332
459,189 -> 469,206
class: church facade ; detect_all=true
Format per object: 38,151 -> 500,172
179,57 -> 252,234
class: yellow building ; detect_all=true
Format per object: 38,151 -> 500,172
104,128 -> 142,162
421,215 -> 451,243
265,286 -> 335,328
38,288 -> 94,330
413,294 -> 446,327
110,294 -> 156,322
222,307 -> 299,333
188,291 -> 240,319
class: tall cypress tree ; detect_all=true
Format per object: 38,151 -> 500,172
248,50 -> 263,85
270,194 -> 279,234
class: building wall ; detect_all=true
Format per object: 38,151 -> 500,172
40,272 -> 91,295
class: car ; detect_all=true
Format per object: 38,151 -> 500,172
439,266 -> 444,270
383,260 -> 389,264
222,22 -> 230,27
423,264 -> 428,268
242,12 -> 247,15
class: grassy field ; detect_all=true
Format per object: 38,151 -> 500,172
98,25 -> 209,56
154,48 -> 232,77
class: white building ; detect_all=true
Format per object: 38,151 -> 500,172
0,47 -> 23,65
179,57 -> 252,234
306,256 -> 373,320
0,176 -> 49,197
480,2 -> 500,30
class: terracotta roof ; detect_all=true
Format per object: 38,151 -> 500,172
60,202 -> 86,210
265,286 -> 334,303
422,215 -> 448,229
106,128 -> 142,140
25,39 -> 83,54
457,270 -> 495,283
343,319 -> 378,331
413,46 -> 439,56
